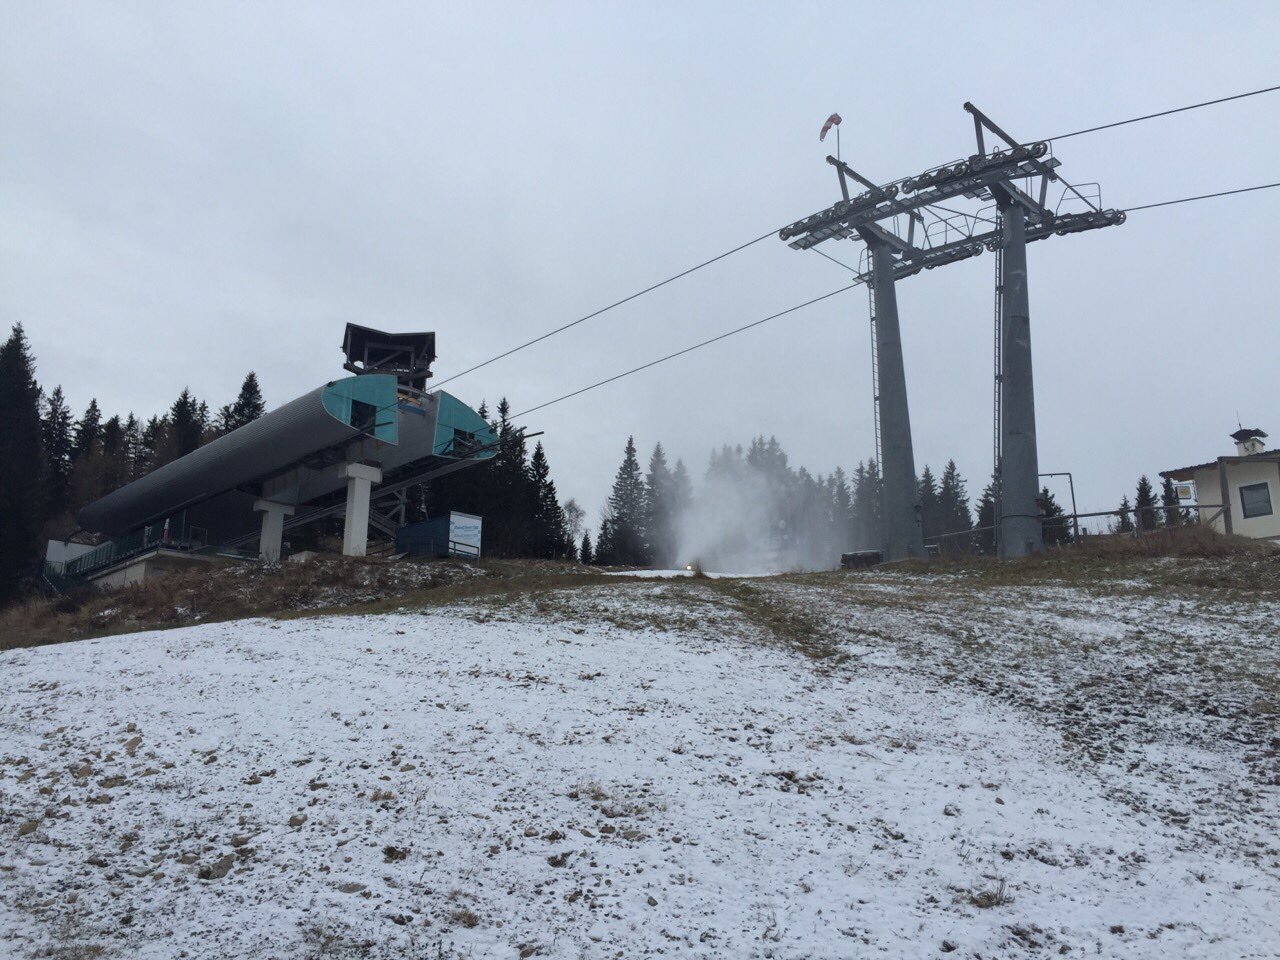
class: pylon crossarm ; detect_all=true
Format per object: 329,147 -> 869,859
990,179 -> 1053,221
784,102 -> 1119,262
783,150 -> 1055,251
855,222 -> 918,257
963,101 -> 1064,187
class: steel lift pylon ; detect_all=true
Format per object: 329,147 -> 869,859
779,102 -> 1124,559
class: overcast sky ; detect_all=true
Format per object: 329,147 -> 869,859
3,2 -> 1277,522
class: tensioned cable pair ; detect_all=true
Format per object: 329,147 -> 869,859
503,179 -> 1280,424
430,84 -> 1280,420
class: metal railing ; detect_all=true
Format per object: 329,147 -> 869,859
1065,503 -> 1218,537
912,502 -> 1220,558
49,517 -> 210,580
449,539 -> 481,559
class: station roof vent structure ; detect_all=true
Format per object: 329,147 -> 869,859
342,323 -> 437,390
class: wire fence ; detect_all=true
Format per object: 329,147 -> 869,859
918,502 -> 1217,557
1065,503 -> 1219,538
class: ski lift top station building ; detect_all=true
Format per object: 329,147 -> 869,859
56,324 -> 497,586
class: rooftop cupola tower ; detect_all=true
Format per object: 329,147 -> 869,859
342,323 -> 437,391
1231,427 -> 1268,456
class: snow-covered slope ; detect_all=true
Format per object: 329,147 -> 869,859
1,574 -> 1277,958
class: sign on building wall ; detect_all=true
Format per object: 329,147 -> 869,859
449,512 -> 482,558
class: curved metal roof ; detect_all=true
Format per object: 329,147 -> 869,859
77,376 -> 400,537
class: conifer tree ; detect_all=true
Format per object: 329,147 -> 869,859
138,416 -> 163,476
604,437 -> 646,565
790,467 -> 833,567
1134,476 -> 1158,532
196,401 -> 211,442
937,460 -> 974,553
73,398 -> 102,462
974,476 -> 998,555
1159,476 -> 1185,527
1114,495 -> 1135,533
99,415 -> 130,497
644,443 -> 675,567
219,371 -> 266,432
486,398 -> 533,556
594,517 -> 616,565
851,460 -> 883,550
169,388 -> 204,459
41,386 -> 75,519
850,462 -> 868,542
706,443 -> 746,485
918,465 -> 941,543
68,435 -> 106,511
0,324 -> 46,602
122,415 -> 142,479
831,466 -> 853,550
666,458 -> 693,563
528,442 -> 567,558
579,530 -> 593,565
1038,486 -> 1072,546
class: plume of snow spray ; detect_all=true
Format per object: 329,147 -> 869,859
672,441 -> 871,575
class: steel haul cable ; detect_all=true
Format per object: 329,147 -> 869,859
430,225 -> 783,390
496,178 -> 1278,422
433,84 -> 1279,390
509,283 -> 861,421
1043,83 -> 1280,143
1124,181 -> 1280,213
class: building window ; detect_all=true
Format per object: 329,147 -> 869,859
350,398 -> 378,433
1239,482 -> 1273,519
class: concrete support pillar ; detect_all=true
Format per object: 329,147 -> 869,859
868,239 -> 925,561
339,463 -> 383,557
253,499 -> 295,563
996,203 -> 1044,558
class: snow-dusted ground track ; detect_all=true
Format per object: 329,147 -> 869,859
2,571 -> 1277,958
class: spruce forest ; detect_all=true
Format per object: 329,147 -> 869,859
1,322 -> 1170,603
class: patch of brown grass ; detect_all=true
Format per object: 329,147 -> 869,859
964,879 -> 1010,909
859,524 -> 1279,598
333,565 -> 614,619
697,580 -> 846,662
9,527 -> 1272,654
448,907 -> 480,929
30,944 -> 106,960
1061,524 -> 1273,560
568,781 -> 610,803
1,557 -> 601,651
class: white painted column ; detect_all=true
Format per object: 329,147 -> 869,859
339,463 -> 383,557
253,499 -> 296,563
